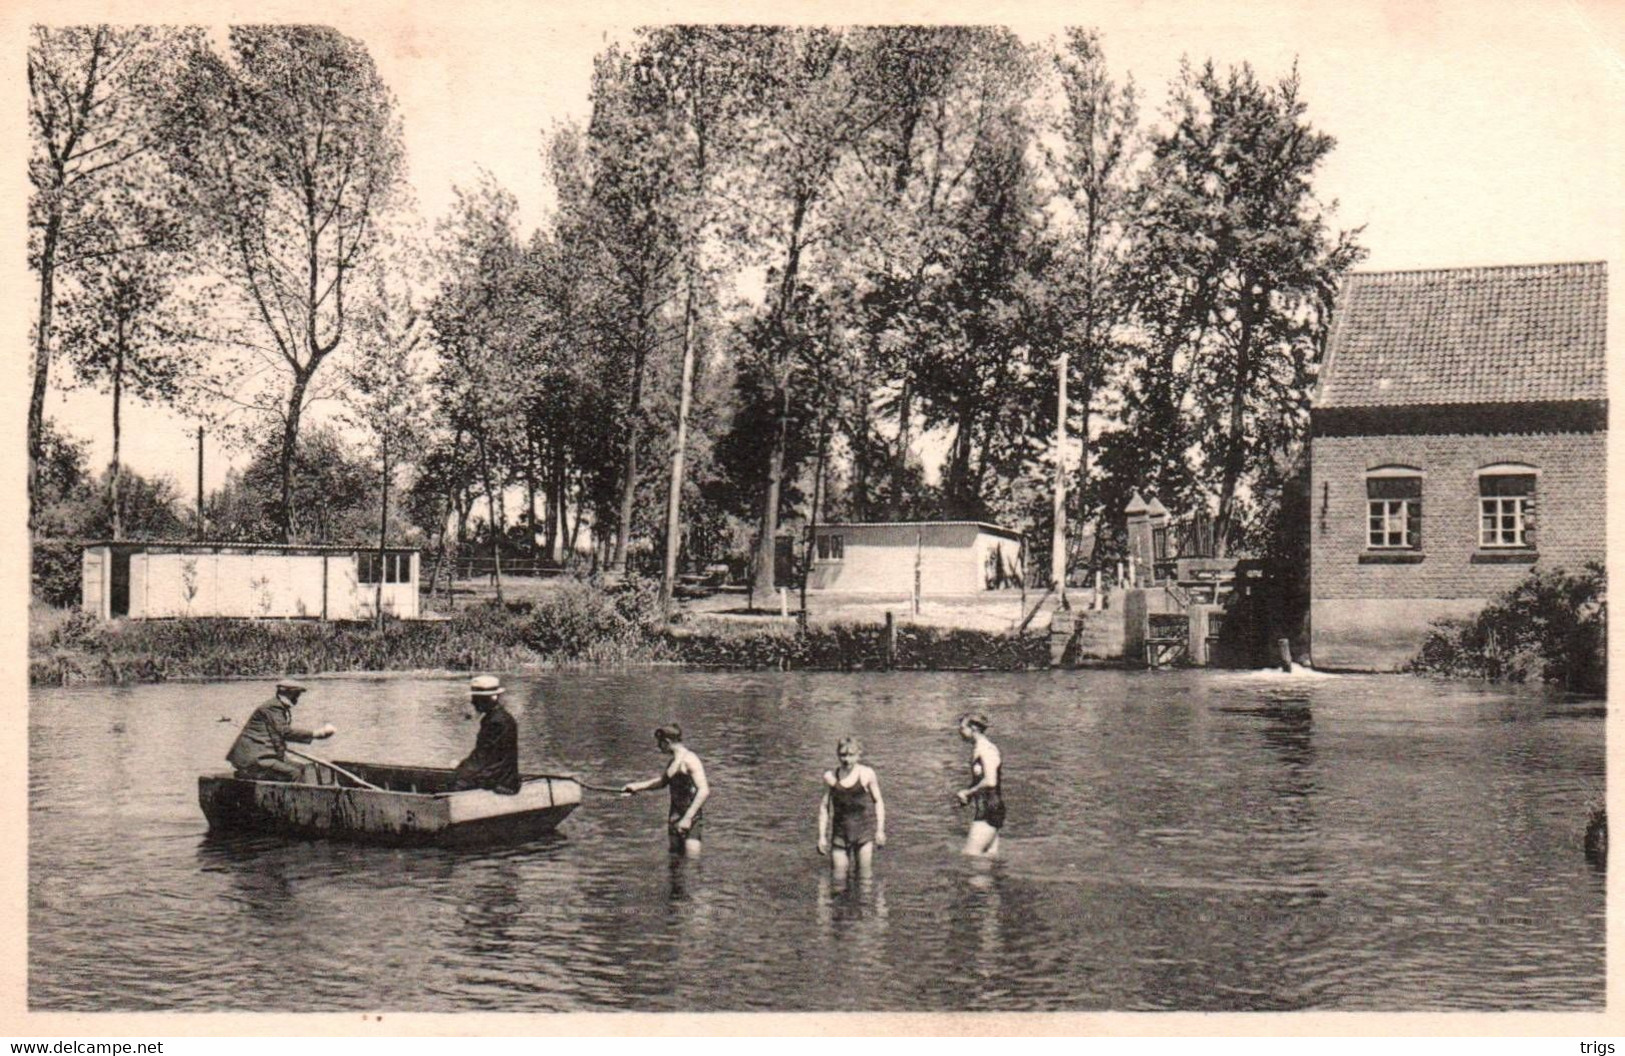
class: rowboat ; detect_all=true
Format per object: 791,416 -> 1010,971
198,761 -> 582,846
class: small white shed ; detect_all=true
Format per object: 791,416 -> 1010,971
80,541 -> 421,621
805,522 -> 1025,594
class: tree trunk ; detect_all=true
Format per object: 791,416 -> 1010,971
614,321 -> 650,575
660,278 -> 699,614
375,436 -> 389,629
548,448 -> 565,565
474,425 -> 503,603
432,490 -> 450,606
946,405 -> 976,516
566,471 -> 583,556
29,206 -> 63,529
110,321 -> 126,541
278,372 -> 311,543
800,397 -> 831,617
1215,308 -> 1257,557
754,196 -> 809,604
852,365 -> 871,521
753,382 -> 792,604
1051,349 -> 1067,593
525,429 -> 538,560
890,377 -> 912,519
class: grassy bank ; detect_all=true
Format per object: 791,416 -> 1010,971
30,582 -> 1050,685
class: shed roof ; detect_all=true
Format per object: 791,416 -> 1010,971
82,539 -> 419,553
815,521 -> 1024,540
1315,261 -> 1607,409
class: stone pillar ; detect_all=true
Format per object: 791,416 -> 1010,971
1123,588 -> 1149,663
1125,491 -> 1152,587
1187,603 -> 1212,666
1146,495 -> 1170,582
1049,606 -> 1074,668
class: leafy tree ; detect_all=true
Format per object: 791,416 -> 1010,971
220,426 -> 375,543
1127,60 -> 1363,553
573,46 -> 686,574
343,259 -> 433,625
30,419 -> 94,539
1048,28 -> 1141,565
427,176 -> 530,600
55,207 -> 198,540
728,28 -> 893,600
28,26 -> 201,526
167,26 -> 406,541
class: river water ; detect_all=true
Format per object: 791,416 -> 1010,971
29,668 -> 1604,1012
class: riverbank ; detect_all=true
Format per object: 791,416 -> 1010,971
28,595 -> 1053,686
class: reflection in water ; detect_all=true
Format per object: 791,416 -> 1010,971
29,670 -> 1605,1012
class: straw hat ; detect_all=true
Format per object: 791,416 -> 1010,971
469,674 -> 505,697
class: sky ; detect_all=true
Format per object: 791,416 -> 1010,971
33,0 -> 1625,498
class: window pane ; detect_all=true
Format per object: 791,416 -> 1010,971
1480,473 -> 1535,497
1368,475 -> 1422,500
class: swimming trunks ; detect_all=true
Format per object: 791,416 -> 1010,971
970,755 -> 1005,830
667,765 -> 703,846
829,772 -> 876,848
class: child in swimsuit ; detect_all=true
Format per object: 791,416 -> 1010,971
623,723 -> 709,857
817,737 -> 886,877
955,712 -> 1002,856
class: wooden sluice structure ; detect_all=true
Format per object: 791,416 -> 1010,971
1048,491 -> 1269,669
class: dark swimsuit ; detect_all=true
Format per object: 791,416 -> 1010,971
667,763 -> 703,847
970,754 -> 1005,830
829,772 -> 877,849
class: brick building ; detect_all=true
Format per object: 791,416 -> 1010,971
1309,262 -> 1607,670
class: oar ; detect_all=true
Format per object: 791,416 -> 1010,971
568,776 -> 631,795
518,771 -> 628,795
286,748 -> 385,791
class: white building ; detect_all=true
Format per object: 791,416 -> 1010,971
80,541 -> 421,621
805,522 -> 1025,594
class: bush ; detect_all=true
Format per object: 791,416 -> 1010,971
1409,562 -> 1606,693
32,540 -> 83,607
521,580 -> 643,657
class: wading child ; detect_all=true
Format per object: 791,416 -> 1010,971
955,713 -> 1003,856
818,737 -> 886,879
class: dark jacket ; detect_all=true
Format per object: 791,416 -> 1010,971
452,702 -> 521,794
226,697 -> 314,771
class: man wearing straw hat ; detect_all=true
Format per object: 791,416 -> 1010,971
450,675 -> 521,794
226,678 -> 336,783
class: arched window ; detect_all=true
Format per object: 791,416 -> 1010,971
1365,466 -> 1423,550
1477,464 -> 1537,548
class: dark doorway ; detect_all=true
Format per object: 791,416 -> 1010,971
110,550 -> 130,617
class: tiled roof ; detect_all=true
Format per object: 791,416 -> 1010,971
1315,261 -> 1607,408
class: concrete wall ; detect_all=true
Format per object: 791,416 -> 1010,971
809,525 -> 1022,594
84,549 -> 419,620
1310,430 -> 1605,669
82,547 -> 108,620
1070,596 -> 1127,660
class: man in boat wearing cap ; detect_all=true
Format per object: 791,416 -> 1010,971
226,678 -> 336,783
450,675 -> 521,794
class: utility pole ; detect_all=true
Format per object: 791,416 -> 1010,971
1051,350 -> 1068,606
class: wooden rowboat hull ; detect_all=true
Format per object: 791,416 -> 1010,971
198,762 -> 581,847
